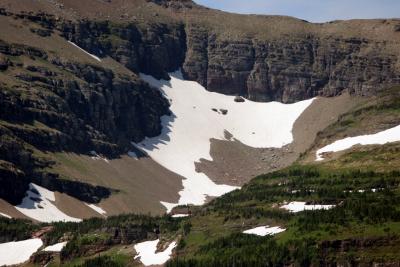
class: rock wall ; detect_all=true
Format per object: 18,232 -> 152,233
59,19 -> 186,80
183,26 -> 400,103
0,35 -> 169,203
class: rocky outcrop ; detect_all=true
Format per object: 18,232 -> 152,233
0,53 -> 9,70
318,237 -> 400,267
32,174 -> 113,204
0,39 -> 170,151
58,19 -> 186,80
10,10 -> 187,80
0,161 -> 29,205
0,35 -> 169,204
107,226 -> 156,244
183,26 -> 400,103
30,251 -> 55,266
12,9 -> 400,104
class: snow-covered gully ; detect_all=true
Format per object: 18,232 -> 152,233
134,239 -> 177,266
16,183 -> 82,223
316,124 -> 400,161
138,71 -> 315,211
67,41 -> 102,62
85,203 -> 107,216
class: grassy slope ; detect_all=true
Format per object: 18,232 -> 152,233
167,156 -> 400,266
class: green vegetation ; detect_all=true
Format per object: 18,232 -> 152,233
46,214 -> 180,244
0,217 -> 39,242
168,146 -> 400,266
73,255 -> 128,267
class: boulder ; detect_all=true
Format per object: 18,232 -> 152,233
234,96 -> 245,103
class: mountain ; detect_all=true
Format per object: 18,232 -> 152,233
0,0 -> 399,266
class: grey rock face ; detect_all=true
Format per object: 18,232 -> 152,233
182,26 -> 400,103
0,38 -> 169,204
59,20 -> 187,80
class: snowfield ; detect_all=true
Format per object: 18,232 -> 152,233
171,214 -> 189,218
43,241 -> 68,252
281,201 -> 335,213
85,203 -> 107,216
0,238 -> 43,266
134,239 -> 177,266
316,125 -> 400,161
243,226 -> 286,236
138,71 -> 314,211
16,183 -> 82,223
68,41 -> 102,62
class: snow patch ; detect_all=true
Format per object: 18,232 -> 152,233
68,41 -> 101,62
243,226 -> 286,236
171,214 -> 189,218
43,241 -> 67,252
281,201 -> 335,213
85,203 -> 107,216
316,125 -> 400,161
90,151 -> 109,163
137,71 -> 314,211
16,183 -> 82,223
0,238 -> 43,266
0,212 -> 11,219
134,239 -> 176,266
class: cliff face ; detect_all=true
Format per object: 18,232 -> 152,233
0,12 -> 177,204
59,19 -> 187,80
183,25 -> 400,103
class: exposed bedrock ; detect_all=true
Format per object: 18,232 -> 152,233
59,19 -> 187,80
183,25 -> 400,103
10,11 -> 187,80
0,37 -> 169,204
32,174 -> 113,204
15,12 -> 400,104
0,161 -> 29,205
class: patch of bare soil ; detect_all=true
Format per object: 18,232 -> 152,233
196,93 -> 362,186
0,199 -> 31,220
54,192 -> 102,219
51,153 -> 183,215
